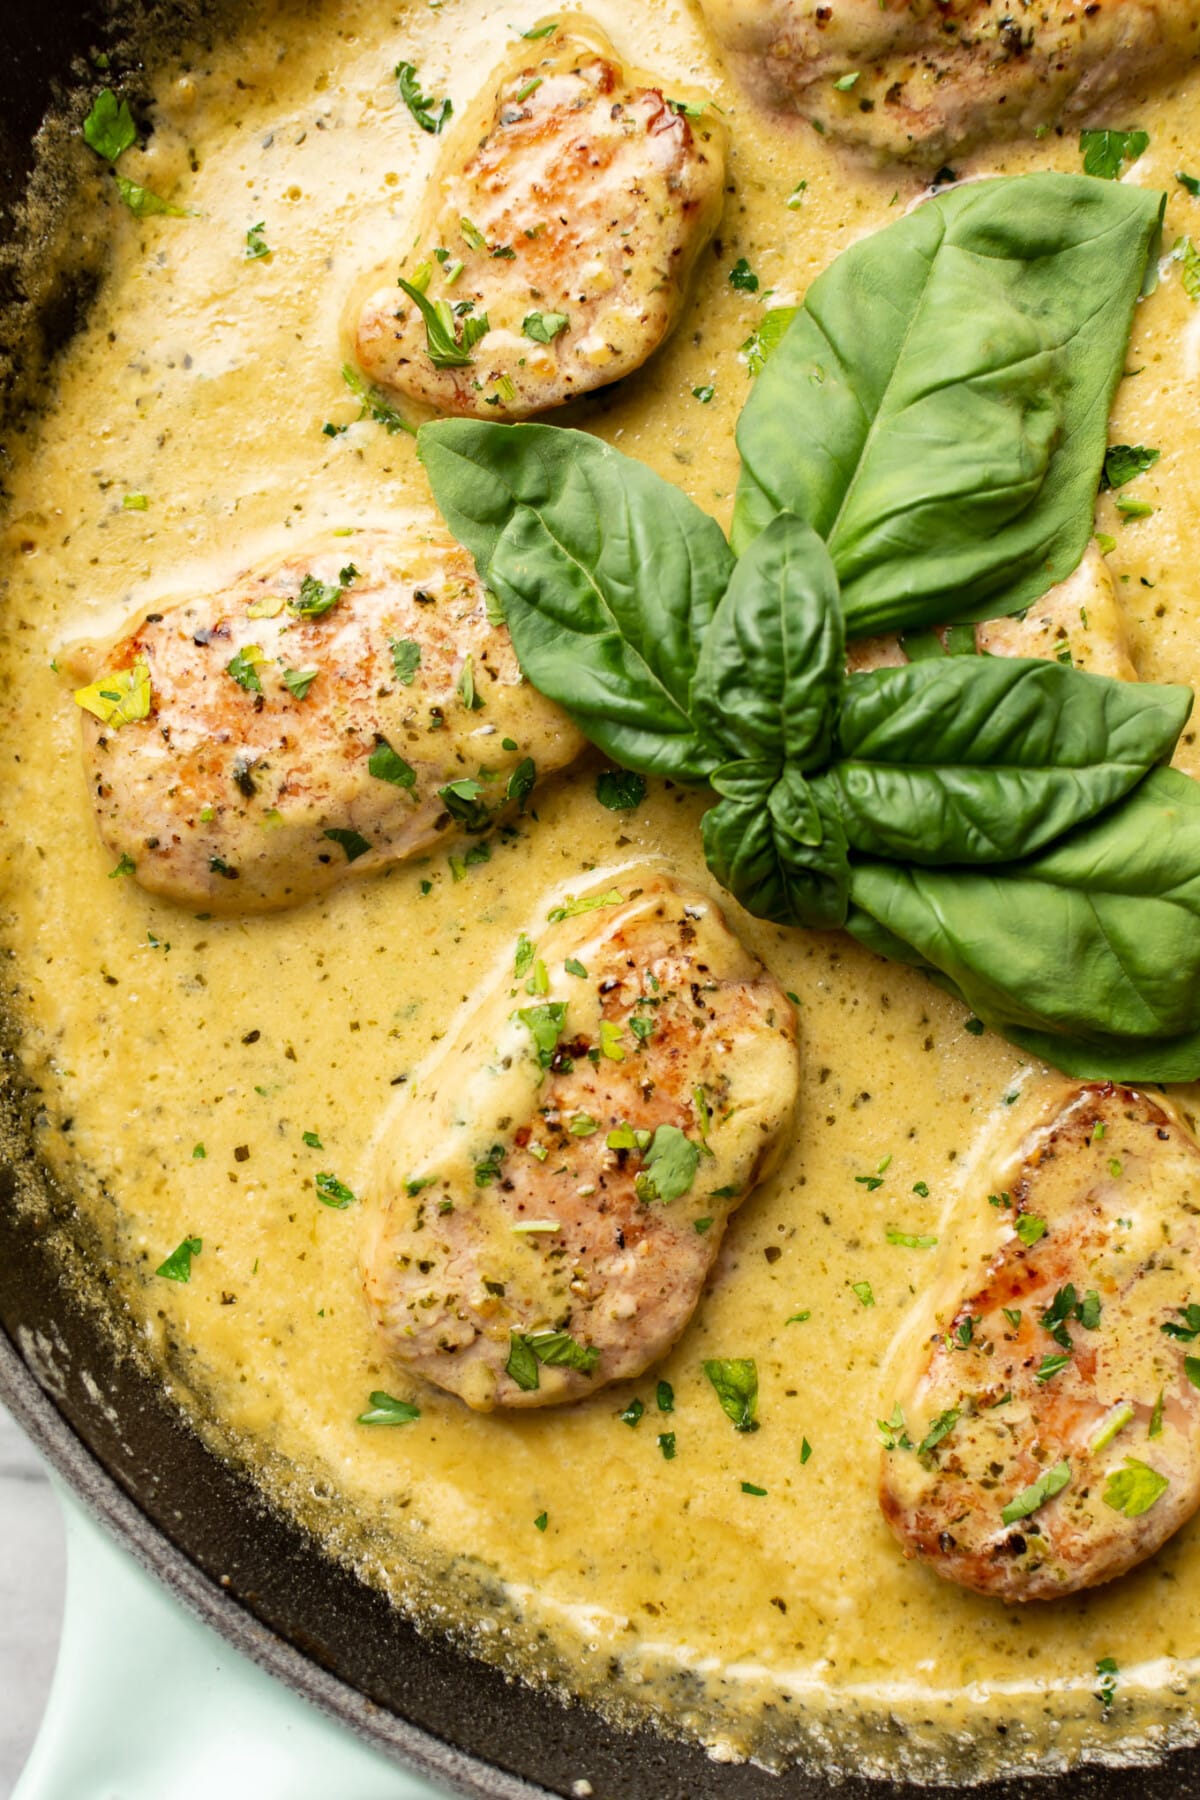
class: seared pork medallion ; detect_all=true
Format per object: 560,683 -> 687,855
69,528 -> 584,913
848,541 -> 1138,678
362,872 -> 800,1410
352,20 -> 726,419
881,1084 -> 1200,1601
698,0 -> 1200,164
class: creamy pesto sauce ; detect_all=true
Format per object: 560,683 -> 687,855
4,0 -> 1200,1780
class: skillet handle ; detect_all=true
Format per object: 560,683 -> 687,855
15,1485 -> 440,1800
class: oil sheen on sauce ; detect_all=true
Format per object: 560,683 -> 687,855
4,0 -> 1200,1780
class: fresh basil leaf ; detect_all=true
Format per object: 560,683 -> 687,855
523,310 -> 569,343
1103,1456 -> 1168,1518
419,421 -> 734,780
693,513 -> 844,771
390,638 -> 421,685
369,739 -> 417,788
703,1357 -> 759,1432
528,1330 -> 600,1373
506,1332 -> 540,1391
846,768 -> 1200,1077
733,173 -> 1165,634
702,766 -> 849,929
824,659 -> 1191,864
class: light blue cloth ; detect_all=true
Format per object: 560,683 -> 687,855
16,1489 -> 448,1800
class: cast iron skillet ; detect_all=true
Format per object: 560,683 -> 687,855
2,6 -> 1200,1796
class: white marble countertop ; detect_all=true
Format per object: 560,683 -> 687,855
0,1404 -> 64,1800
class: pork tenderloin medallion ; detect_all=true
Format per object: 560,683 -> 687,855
70,527 -> 585,913
361,871 -> 801,1409
698,0 -> 1200,166
881,1082 -> 1200,1601
351,18 -> 727,419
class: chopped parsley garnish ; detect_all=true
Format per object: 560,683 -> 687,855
506,757 -> 536,809
323,827 -> 372,862
439,776 -> 491,832
1100,443 -> 1160,490
629,1016 -> 655,1043
786,1309 -> 810,1324
123,493 -> 148,510
315,1171 -> 356,1208
397,277 -> 488,369
282,666 -> 319,701
694,1217 -> 714,1234
595,769 -> 647,812
1161,1302 -> 1200,1342
1035,1352 -> 1071,1383
226,646 -> 265,693
568,1112 -> 598,1136
245,221 -> 270,260
1040,1284 -> 1077,1350
741,1481 -> 767,1496
546,888 -> 624,922
1001,1459 -> 1070,1527
114,178 -> 187,219
369,739 -> 417,788
886,1228 -> 937,1249
877,1406 -> 912,1452
1149,1387 -> 1165,1439
1179,171 -> 1200,198
83,89 -> 136,162
1080,128 -> 1149,181
514,932 -> 536,979
729,257 -> 759,293
917,1409 -> 959,1458
517,1000 -> 567,1067
357,1391 -> 421,1425
109,853 -> 136,878
855,1173 -> 884,1191
192,1144 -> 206,1160
292,572 -> 347,618
657,1432 -> 676,1460
1002,1307 -> 1022,1330
1016,1214 -> 1047,1247
911,1180 -> 930,1197
953,1316 -> 974,1348
457,653 -> 484,711
474,1145 -> 505,1186
564,957 -> 588,978
703,1358 -> 759,1432
342,362 -> 414,436
851,1281 -> 874,1307
656,1380 -> 674,1414
1187,1356 -> 1200,1390
534,1511 -> 548,1531
741,306 -> 798,376
302,1130 -> 322,1149
523,310 -> 569,343
390,638 -> 422,685
521,20 -> 559,37
620,1396 -> 644,1427
1103,1457 -> 1169,1518
634,1126 -> 701,1204
156,1235 -> 201,1282
692,385 -> 715,404
507,1329 -> 600,1392
833,70 -> 860,91
1096,1657 -> 1119,1711
786,180 -> 808,209
395,60 -> 453,133
74,657 -> 152,728
800,1437 -> 813,1464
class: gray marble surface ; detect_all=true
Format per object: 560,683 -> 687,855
0,1403 -> 64,1800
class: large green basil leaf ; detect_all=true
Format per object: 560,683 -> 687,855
693,513 -> 844,771
845,768 -> 1200,1074
419,421 -> 733,780
733,173 -> 1165,636
823,659 -> 1191,864
702,765 -> 849,929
